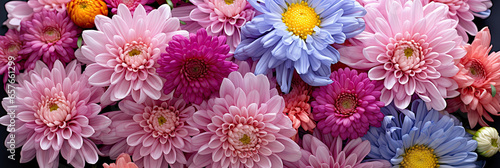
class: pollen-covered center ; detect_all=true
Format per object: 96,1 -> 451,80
335,93 -> 358,116
224,0 -> 234,5
118,41 -> 153,72
282,1 -> 321,39
184,59 -> 207,80
401,145 -> 439,168
42,27 -> 61,43
37,93 -> 71,128
228,123 -> 260,154
467,60 -> 486,79
391,40 -> 425,73
147,105 -> 180,137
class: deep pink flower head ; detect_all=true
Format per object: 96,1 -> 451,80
105,0 -> 154,15
3,1 -> 34,30
339,0 -> 465,110
18,9 -> 80,71
0,60 -> 111,168
76,4 -> 188,105
157,28 -> 238,105
27,0 -> 71,13
103,153 -> 139,168
284,133 -> 391,168
447,27 -> 500,127
281,74 -> 315,132
187,71 -> 301,168
97,93 -> 199,168
0,29 -> 23,85
311,68 -> 384,140
176,0 -> 256,51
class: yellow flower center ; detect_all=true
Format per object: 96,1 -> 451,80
404,48 -> 414,58
492,138 -> 498,147
239,134 -> 251,144
225,0 -> 234,5
49,103 -> 59,112
281,1 -> 321,39
157,116 -> 167,126
401,145 -> 439,168
128,49 -> 141,56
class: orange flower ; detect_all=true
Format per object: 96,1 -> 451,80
67,0 -> 108,28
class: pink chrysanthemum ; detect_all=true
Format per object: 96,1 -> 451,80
3,1 -> 34,30
18,9 -> 80,71
311,68 -> 384,140
0,60 -> 110,168
27,0 -> 71,13
339,0 -> 465,110
105,0 -> 154,15
103,153 -> 139,168
284,133 -> 391,168
97,94 -> 199,168
187,71 -> 301,168
0,29 -> 23,85
447,27 -> 500,127
181,0 -> 256,51
281,74 -> 315,132
76,4 -> 188,104
157,28 -> 238,105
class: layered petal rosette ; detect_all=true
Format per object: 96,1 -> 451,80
27,0 -> 71,13
281,74 -> 315,132
363,99 -> 478,167
234,0 -> 366,93
339,0 -> 465,110
0,29 -> 23,85
0,60 -> 111,168
76,4 -> 188,104
188,71 -> 301,168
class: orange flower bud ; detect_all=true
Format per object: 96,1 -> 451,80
67,0 -> 108,28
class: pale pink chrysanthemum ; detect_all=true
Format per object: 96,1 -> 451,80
311,68 -> 385,140
156,28 -> 238,105
103,153 -> 139,168
18,9 -> 80,71
27,0 -> 71,13
177,0 -> 256,51
187,71 -> 301,168
284,133 -> 391,168
0,29 -> 23,85
105,0 -> 154,15
0,60 -> 111,168
339,0 -> 465,110
235,59 -> 277,89
281,74 -> 315,132
447,27 -> 500,128
3,1 -> 34,30
97,93 -> 199,168
75,4 -> 188,105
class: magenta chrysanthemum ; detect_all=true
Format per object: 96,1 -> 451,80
97,94 -> 199,167
339,0 -> 465,110
311,68 -> 384,140
0,29 -> 23,85
18,9 -> 80,71
185,0 -> 256,51
187,71 -> 301,168
157,28 -> 238,105
0,60 -> 111,168
105,0 -> 154,15
76,4 -> 188,104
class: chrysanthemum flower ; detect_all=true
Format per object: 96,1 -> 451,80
285,133 -> 390,168
103,153 -> 139,168
311,68 -> 384,140
363,99 -> 478,167
234,0 -> 366,93
104,0 -> 154,15
188,71 -> 301,168
3,1 -> 33,30
281,74 -> 315,132
67,0 -> 109,28
424,0 -> 492,41
447,27 -> 500,127
0,29 -> 23,85
473,127 -> 500,157
0,60 -> 111,168
339,0 -> 465,110
157,28 -> 238,105
97,94 -> 199,168
18,9 -> 80,71
76,4 -> 188,104
27,0 -> 71,13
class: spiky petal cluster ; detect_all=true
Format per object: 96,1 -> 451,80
281,75 -> 315,132
339,0 -> 465,110
76,4 -> 188,104
157,28 -> 238,105
188,71 -> 301,168
447,27 -> 500,127
103,153 -> 139,168
18,9 -> 80,71
0,60 -> 111,168
311,68 -> 384,140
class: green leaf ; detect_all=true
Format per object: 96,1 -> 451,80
180,20 -> 186,25
77,36 -> 83,48
166,0 -> 173,9
492,84 -> 497,97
